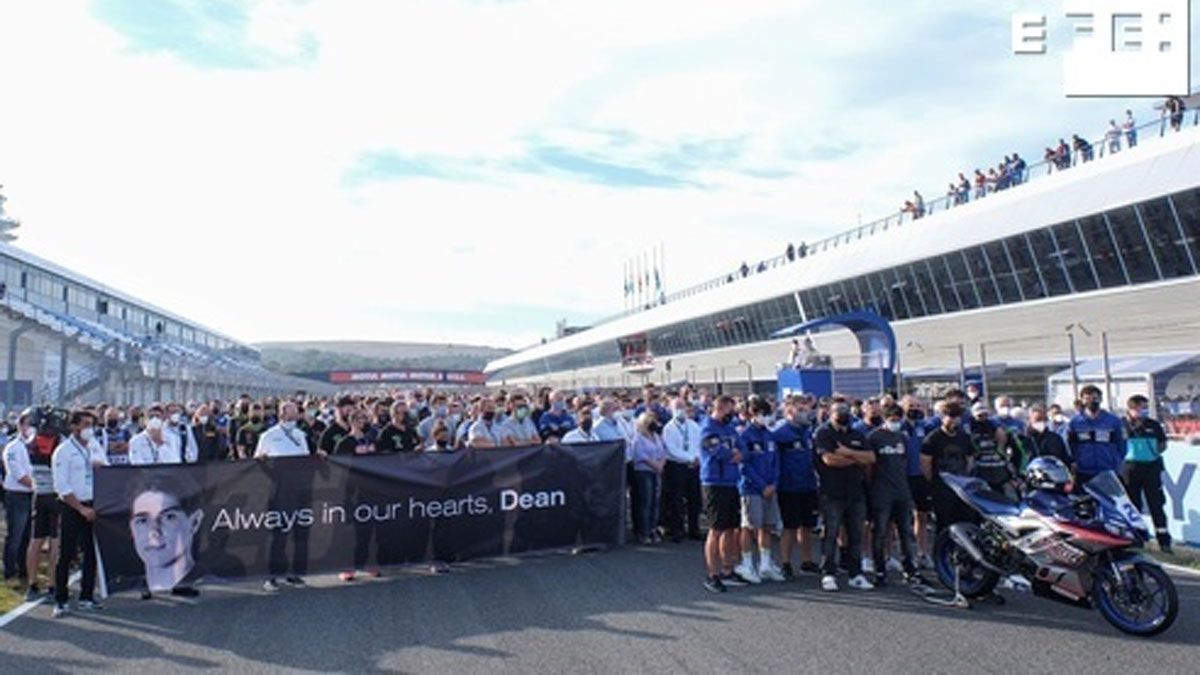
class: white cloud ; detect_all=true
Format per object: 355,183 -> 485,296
0,0 -> 1191,350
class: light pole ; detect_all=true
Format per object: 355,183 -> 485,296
737,359 -> 753,396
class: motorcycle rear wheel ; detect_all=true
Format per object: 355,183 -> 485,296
1094,561 -> 1178,637
933,526 -> 999,599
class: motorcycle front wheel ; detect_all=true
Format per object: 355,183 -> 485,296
933,526 -> 999,598
1094,561 -> 1178,637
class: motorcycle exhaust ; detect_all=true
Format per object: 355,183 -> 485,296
948,524 -> 1008,575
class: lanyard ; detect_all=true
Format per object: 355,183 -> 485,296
70,437 -> 93,484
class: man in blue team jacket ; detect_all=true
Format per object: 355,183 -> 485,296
699,395 -> 743,593
1067,385 -> 1125,484
734,397 -> 783,584
772,396 -> 821,578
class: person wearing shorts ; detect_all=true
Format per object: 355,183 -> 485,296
26,433 -> 60,600
733,396 -> 783,584
699,396 -> 743,593
773,396 -> 821,577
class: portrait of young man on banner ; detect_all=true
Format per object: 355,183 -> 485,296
127,472 -> 205,592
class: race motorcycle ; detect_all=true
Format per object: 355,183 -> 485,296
932,470 -> 1178,636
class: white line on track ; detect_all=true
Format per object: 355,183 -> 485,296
0,571 -> 80,630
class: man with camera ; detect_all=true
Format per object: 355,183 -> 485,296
51,410 -> 108,618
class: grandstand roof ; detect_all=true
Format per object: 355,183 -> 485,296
0,240 -> 250,350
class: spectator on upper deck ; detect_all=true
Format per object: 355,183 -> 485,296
1105,120 -> 1122,154
1122,109 -> 1137,147
1072,134 -> 1093,162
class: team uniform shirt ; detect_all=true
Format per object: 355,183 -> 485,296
334,433 -> 376,456
537,410 -> 576,440
375,423 -> 421,453
561,426 -> 598,444
965,417 -> 1009,486
128,431 -> 182,465
591,416 -> 626,443
920,426 -> 976,484
169,423 -> 199,463
1067,411 -> 1125,476
51,436 -> 107,502
236,421 -> 266,457
1025,427 -> 1072,464
468,419 -> 506,447
502,416 -> 541,446
1124,417 -> 1167,464
100,424 -> 132,465
737,424 -> 778,497
901,417 -> 928,477
813,424 -> 869,501
418,414 -> 457,443
771,420 -> 818,493
699,416 -> 741,487
319,421 -> 351,455
661,416 -> 701,465
2,435 -> 34,493
866,427 -> 911,501
634,403 -> 672,425
254,423 -> 312,458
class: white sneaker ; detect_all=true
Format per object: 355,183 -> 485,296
262,579 -> 280,593
760,564 -> 785,582
733,561 -> 762,585
821,575 -> 839,591
848,574 -> 875,590
861,557 -> 875,574
886,557 -> 904,574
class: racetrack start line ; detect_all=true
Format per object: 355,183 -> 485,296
0,571 -> 80,630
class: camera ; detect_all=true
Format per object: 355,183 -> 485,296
30,405 -> 71,439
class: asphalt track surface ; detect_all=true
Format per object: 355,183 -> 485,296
1,542 -> 1197,674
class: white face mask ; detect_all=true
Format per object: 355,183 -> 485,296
1052,413 -> 1065,424
754,415 -> 771,427
996,406 -> 1010,417
1031,421 -> 1047,432
884,420 -> 903,432
146,417 -> 164,431
169,412 -> 182,425
79,427 -> 95,442
673,409 -> 688,421
22,427 -> 36,442
281,420 -> 297,431
199,416 -> 210,425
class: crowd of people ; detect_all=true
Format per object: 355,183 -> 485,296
0,380 -> 1178,612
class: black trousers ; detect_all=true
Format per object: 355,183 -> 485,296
55,503 -> 96,605
661,461 -> 701,537
820,495 -> 865,577
872,493 -> 917,575
1124,460 -> 1171,546
931,478 -> 975,534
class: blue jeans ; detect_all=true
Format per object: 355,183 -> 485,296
3,491 -> 32,579
633,471 -> 660,539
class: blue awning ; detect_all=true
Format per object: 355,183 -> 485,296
772,310 -> 896,372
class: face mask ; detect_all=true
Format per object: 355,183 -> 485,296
996,406 -> 1010,418
1031,421 -> 1047,432
199,416 -> 210,425
906,409 -> 925,421
673,409 -> 688,422
580,419 -> 594,433
169,412 -> 181,425
436,406 -> 448,417
884,420 -> 903,432
833,413 -> 851,427
1052,413 -> 1065,424
147,417 -> 164,431
754,414 -> 771,427
107,419 -> 119,429
482,411 -> 495,422
516,407 -> 530,420
281,421 -> 296,431
306,409 -> 318,419
22,427 -> 36,442
1086,400 -> 1101,413
250,415 -> 262,423
869,415 -> 883,427
1129,408 -> 1144,419
80,427 -> 95,442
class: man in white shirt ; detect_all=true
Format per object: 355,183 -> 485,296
661,398 -> 703,542
562,406 -> 599,443
255,402 -> 321,592
2,410 -> 36,583
468,398 -> 506,449
51,410 -> 107,617
166,403 -> 199,463
128,409 -> 181,465
501,393 -> 540,446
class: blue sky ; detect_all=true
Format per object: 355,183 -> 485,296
0,0 -> 1196,348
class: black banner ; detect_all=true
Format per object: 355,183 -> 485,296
94,442 -> 626,593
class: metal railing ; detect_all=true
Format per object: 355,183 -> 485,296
585,107 -> 1200,330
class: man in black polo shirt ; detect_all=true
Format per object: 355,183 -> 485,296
318,396 -> 356,456
920,401 -> 976,533
814,403 -> 876,592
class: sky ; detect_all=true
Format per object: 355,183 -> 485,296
0,0 -> 1196,349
